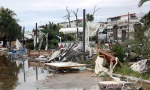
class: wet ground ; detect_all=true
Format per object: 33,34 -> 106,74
37,70 -> 101,90
0,57 -> 102,90
1,56 -> 150,90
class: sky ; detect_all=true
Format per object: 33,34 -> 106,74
0,0 -> 150,31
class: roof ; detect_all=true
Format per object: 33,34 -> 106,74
107,13 -> 136,19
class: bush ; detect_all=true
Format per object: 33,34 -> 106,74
111,44 -> 126,62
25,43 -> 34,50
114,63 -> 150,79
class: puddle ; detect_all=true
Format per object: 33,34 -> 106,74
0,59 -> 99,90
1,56 -> 150,90
14,60 -> 50,90
0,58 -> 49,90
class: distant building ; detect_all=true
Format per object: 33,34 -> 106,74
104,13 -> 141,42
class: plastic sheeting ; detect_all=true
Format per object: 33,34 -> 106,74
24,33 -> 32,39
86,22 -> 99,37
95,56 -> 108,74
59,27 -> 83,34
33,36 -> 39,47
16,39 -> 22,50
130,59 -> 148,73
59,22 -> 99,36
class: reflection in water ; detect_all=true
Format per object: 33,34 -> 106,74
14,60 -> 50,90
0,55 -> 22,90
1,55 -> 150,90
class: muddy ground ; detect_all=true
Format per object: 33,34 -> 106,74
37,70 -> 103,90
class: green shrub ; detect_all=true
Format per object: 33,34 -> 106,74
114,63 -> 150,79
111,44 -> 126,62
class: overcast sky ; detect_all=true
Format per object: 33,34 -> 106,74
0,0 -> 150,31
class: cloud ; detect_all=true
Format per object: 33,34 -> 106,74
0,0 -> 150,30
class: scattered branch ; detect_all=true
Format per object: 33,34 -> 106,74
92,5 -> 101,16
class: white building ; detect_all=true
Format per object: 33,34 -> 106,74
104,13 -> 141,42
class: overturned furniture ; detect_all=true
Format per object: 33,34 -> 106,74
95,51 -> 121,75
45,62 -> 86,73
99,51 -> 121,66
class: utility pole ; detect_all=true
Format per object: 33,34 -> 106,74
45,24 -> 48,50
23,27 -> 25,48
83,9 -> 86,61
128,12 -> 129,39
36,23 -> 37,49
106,27 -> 107,43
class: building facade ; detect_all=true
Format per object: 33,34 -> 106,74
105,13 -> 140,42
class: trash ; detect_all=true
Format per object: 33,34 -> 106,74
130,59 -> 148,73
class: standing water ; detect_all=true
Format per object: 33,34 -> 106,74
1,55 -> 150,90
0,55 -> 49,90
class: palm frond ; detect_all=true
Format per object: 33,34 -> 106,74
138,0 -> 150,7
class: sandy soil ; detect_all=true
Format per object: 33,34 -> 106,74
37,70 -> 102,90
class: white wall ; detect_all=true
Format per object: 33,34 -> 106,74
120,16 -> 129,21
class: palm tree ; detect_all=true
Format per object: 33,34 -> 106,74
86,13 -> 94,22
140,11 -> 150,26
138,0 -> 150,7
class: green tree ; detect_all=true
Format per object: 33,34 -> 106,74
128,24 -> 150,59
138,0 -> 150,29
86,13 -> 94,22
112,44 -> 126,62
39,22 -> 62,49
0,7 -> 22,47
140,11 -> 150,27
138,0 -> 150,7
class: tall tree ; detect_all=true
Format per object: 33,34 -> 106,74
39,22 -> 62,49
138,0 -> 150,28
64,6 -> 71,27
92,5 -> 101,17
72,8 -> 79,27
138,0 -> 150,7
86,5 -> 100,22
140,11 -> 150,27
0,7 -> 22,47
128,24 -> 150,59
72,8 -> 79,41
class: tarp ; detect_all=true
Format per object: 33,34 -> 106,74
95,56 -> 108,74
16,39 -> 22,50
86,22 -> 99,37
59,27 -> 83,34
24,33 -> 32,39
130,59 -> 148,73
